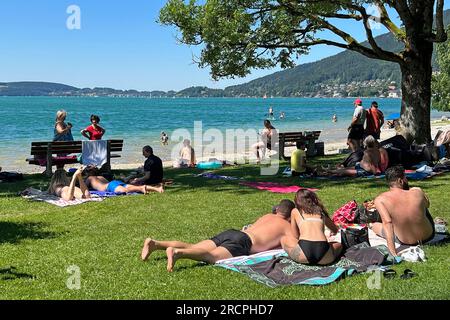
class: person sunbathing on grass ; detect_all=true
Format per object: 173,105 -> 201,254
369,166 -> 435,257
83,167 -> 164,195
326,135 -> 388,177
141,199 -> 295,272
281,189 -> 342,266
48,167 -> 91,201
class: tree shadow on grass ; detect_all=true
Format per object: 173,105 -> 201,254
0,267 -> 35,281
0,175 -> 49,198
0,222 -> 63,245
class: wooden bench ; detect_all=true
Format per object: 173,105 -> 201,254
26,140 -> 124,176
278,131 -> 321,160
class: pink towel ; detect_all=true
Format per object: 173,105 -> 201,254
240,182 -> 318,193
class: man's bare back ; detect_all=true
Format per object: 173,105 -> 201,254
244,214 -> 292,253
361,147 -> 381,174
375,187 -> 433,244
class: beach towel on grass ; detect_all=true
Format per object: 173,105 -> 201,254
82,140 -> 108,167
215,244 -> 393,287
21,188 -> 103,207
89,191 -> 140,198
196,172 -> 241,180
363,171 -> 440,180
240,182 -> 319,193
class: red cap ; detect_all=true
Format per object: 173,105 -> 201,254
354,98 -> 362,105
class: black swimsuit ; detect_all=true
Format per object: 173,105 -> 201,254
210,230 -> 253,257
297,213 -> 331,265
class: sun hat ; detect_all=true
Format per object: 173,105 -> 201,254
354,98 -> 363,105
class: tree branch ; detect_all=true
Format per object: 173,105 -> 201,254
388,0 -> 414,27
316,17 -> 403,63
432,0 -> 448,42
373,1 -> 407,41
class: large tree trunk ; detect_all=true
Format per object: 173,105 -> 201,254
398,2 -> 435,145
399,54 -> 433,144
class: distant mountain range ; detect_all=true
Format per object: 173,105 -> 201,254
1,10 -> 449,98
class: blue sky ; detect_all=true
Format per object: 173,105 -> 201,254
0,1 -> 449,91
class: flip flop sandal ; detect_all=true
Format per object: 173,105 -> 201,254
400,269 -> 417,280
434,217 -> 448,226
383,269 -> 397,279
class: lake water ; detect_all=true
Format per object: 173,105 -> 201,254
0,96 -> 446,171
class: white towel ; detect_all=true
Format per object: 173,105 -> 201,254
82,140 -> 108,167
21,188 -> 103,207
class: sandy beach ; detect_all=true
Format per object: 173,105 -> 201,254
7,120 -> 449,175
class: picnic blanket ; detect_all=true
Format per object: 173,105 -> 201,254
240,182 -> 319,193
215,229 -> 448,287
216,243 -> 394,287
89,191 -> 140,198
21,188 -> 103,207
363,170 -> 439,180
196,172 -> 241,180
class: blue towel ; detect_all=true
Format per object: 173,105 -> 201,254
89,191 -> 139,197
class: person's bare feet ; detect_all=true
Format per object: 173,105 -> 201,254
166,247 -> 179,272
145,185 -> 164,194
156,185 -> 164,194
141,238 -> 157,261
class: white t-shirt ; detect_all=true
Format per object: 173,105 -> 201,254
353,106 -> 367,125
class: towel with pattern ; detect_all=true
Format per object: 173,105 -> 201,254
215,243 -> 394,287
21,188 -> 103,207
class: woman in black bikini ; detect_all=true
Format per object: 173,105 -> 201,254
281,190 -> 342,265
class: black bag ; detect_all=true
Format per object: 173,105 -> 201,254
341,227 -> 370,249
0,172 -> 23,182
381,135 -> 410,151
354,205 -> 382,224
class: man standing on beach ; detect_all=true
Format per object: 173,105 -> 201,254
347,99 -> 366,151
130,146 -> 164,186
366,101 -> 384,140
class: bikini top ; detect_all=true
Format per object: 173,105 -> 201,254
298,212 -> 325,230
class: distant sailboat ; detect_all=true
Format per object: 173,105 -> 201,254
263,94 -> 267,99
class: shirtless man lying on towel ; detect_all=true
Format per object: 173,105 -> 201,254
141,199 -> 295,272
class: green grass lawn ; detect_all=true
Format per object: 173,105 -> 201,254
0,156 -> 449,300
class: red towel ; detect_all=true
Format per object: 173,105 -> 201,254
240,182 -> 318,194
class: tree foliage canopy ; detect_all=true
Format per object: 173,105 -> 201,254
159,0 -> 447,80
432,27 -> 450,111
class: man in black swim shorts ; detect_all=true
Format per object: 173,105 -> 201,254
141,200 -> 295,272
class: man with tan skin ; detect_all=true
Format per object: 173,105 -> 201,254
370,166 -> 435,257
141,200 -> 295,272
328,135 -> 387,177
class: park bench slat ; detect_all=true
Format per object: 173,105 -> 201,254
27,140 -> 124,176
278,131 -> 321,160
